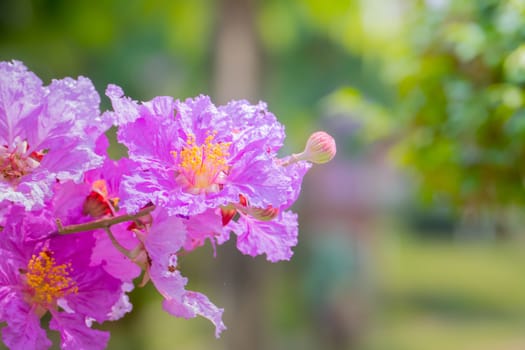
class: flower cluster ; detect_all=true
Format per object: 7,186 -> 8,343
0,60 -> 335,350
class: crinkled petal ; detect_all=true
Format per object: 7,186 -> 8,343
94,133 -> 110,156
117,102 -> 179,165
144,208 -> 187,265
145,209 -> 226,336
224,150 -> 291,209
0,258 -> 22,321
142,96 -> 177,123
50,180 -> 92,226
108,282 -> 134,321
150,263 -> 187,309
150,265 -> 226,338
179,291 -> 226,338
2,298 -> 52,350
103,84 -> 141,125
219,99 -> 285,153
175,95 -> 231,137
84,156 -> 133,198
62,260 -> 125,323
0,206 -> 52,260
38,141 -> 103,183
91,226 -> 141,282
0,61 -> 104,210
282,160 -> 312,208
232,210 -> 299,262
144,207 -> 190,319
13,173 -> 54,210
49,233 -> 122,323
0,60 -> 44,145
45,75 -> 106,141
0,182 -> 34,210
119,168 -> 172,214
49,312 -> 109,350
184,208 -> 225,251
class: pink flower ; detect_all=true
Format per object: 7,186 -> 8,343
0,61 -> 107,211
0,207 -> 123,349
108,89 -> 292,217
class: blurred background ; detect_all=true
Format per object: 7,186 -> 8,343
2,0 -> 525,349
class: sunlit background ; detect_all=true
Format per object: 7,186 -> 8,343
2,0 -> 525,349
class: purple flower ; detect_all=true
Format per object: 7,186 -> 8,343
0,207 -> 123,350
0,61 -> 106,211
109,89 -> 292,216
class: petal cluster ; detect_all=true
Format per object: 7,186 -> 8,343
0,61 -> 334,349
0,207 -> 121,350
115,93 -> 292,216
0,61 -> 105,211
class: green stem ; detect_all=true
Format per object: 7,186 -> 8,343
279,153 -> 302,167
104,227 -> 133,259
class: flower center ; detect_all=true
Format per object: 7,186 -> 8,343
0,139 -> 45,183
174,132 -> 231,194
25,250 -> 78,306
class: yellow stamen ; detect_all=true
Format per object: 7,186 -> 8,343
176,132 -> 231,193
26,251 -> 78,306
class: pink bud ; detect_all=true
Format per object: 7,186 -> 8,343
298,131 -> 336,164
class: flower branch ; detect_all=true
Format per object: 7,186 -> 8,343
55,205 -> 156,235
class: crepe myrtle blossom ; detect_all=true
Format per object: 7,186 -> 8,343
0,58 -> 337,349
0,61 -> 107,211
0,207 -> 123,350
155,132 -> 333,263
109,88 -> 292,216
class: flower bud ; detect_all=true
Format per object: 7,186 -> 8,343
298,131 -> 336,164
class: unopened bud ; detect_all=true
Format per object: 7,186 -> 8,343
297,131 -> 336,164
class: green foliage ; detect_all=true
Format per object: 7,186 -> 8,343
319,87 -> 393,155
371,234 -> 525,350
393,0 -> 525,208
0,0 -> 215,99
